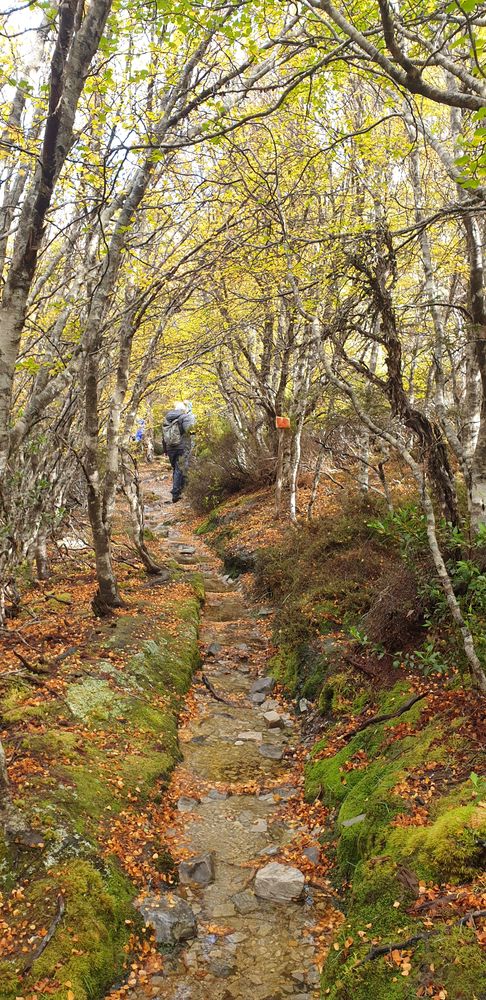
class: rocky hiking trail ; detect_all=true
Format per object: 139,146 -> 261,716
112,470 -> 341,1000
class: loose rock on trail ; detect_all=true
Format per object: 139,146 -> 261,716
110,469 -> 339,1000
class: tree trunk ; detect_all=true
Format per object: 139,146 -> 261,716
35,528 -> 49,581
275,429 -> 291,515
307,446 -> 325,520
0,0 -> 111,472
464,214 -> 486,532
85,326 -> 122,614
121,456 -> 161,574
358,234 -> 459,526
88,488 -> 122,615
289,419 -> 305,522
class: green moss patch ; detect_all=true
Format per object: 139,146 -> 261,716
0,578 -> 202,999
0,859 -> 135,1000
304,687 -> 485,997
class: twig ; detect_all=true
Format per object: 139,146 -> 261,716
21,893 -> 65,975
49,645 -> 79,667
356,908 -> 486,966
415,892 -> 461,913
12,649 -> 34,670
12,650 -> 50,675
200,673 -> 233,705
306,879 -> 336,896
356,933 -> 431,965
12,649 -> 50,675
338,693 -> 427,741
458,908 -> 486,926
343,654 -> 376,678
0,669 -> 45,688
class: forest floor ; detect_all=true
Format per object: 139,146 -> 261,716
0,462 -> 485,1000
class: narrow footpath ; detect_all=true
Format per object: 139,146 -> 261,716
116,470 -> 339,1000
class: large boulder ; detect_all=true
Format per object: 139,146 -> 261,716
137,893 -> 197,945
254,862 -> 305,903
179,853 -> 215,886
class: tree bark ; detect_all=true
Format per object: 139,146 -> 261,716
464,214 -> 486,532
353,233 -> 459,526
0,0 -> 111,472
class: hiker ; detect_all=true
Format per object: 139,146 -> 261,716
162,401 -> 196,502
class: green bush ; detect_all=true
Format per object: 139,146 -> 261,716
187,421 -> 274,512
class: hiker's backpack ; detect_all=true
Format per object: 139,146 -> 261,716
162,416 -> 182,449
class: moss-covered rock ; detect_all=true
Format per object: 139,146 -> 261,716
387,795 -> 486,882
66,676 -> 127,721
0,859 -> 135,1000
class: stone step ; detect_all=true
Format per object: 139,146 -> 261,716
200,623 -> 266,649
201,576 -> 237,593
203,598 -> 251,623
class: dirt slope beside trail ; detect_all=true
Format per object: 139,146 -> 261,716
107,468 -> 341,999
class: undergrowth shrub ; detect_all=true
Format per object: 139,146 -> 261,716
361,562 -> 423,651
369,504 -> 486,676
256,495 -> 390,698
186,422 -> 274,512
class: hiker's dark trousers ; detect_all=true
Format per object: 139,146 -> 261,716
167,446 -> 189,500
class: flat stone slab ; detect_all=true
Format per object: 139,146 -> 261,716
209,957 -> 236,978
211,902 -> 236,918
177,796 -> 199,812
237,730 -> 263,742
137,893 -> 197,945
254,862 -> 305,902
258,845 -> 279,856
303,845 -> 320,865
205,788 -> 229,801
179,853 -> 215,886
232,890 -> 259,914
341,812 -> 366,828
260,698 -> 279,712
252,818 -> 268,833
258,743 -> 284,760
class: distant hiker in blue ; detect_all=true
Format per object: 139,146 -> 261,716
162,401 -> 196,503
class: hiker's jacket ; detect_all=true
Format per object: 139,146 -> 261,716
163,409 -> 196,451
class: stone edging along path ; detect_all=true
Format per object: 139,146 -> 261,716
111,470 -> 342,1000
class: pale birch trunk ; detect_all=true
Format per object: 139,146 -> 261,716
289,419 -> 304,522
35,528 -> 49,581
407,126 -> 470,503
307,445 -> 325,520
121,456 -> 161,574
275,429 -> 291,515
103,298 -> 137,535
358,341 -> 379,493
464,214 -> 486,532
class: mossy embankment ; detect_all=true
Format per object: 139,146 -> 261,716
0,560 -> 203,1000
196,490 -> 486,1000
